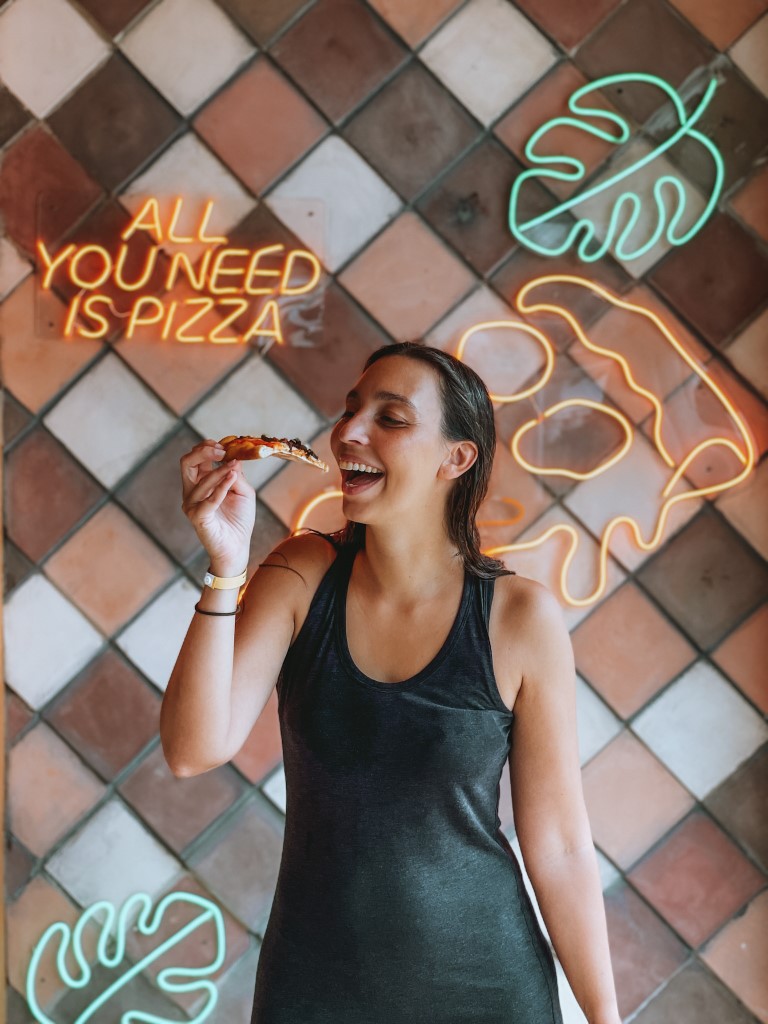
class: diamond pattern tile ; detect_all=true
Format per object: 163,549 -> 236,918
420,0 -> 558,126
119,0 -> 255,116
0,0 -> 110,118
2,1 -> 768,1019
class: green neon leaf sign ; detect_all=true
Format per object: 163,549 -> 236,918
26,890 -> 226,1024
508,72 -> 725,262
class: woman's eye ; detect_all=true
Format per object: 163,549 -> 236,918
338,411 -> 403,425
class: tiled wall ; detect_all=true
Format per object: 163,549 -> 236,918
2,0 -> 767,1021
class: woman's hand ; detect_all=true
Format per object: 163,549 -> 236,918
180,439 -> 256,571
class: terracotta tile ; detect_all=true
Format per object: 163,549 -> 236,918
8,721 -> 105,856
118,0 -> 255,117
572,582 -> 696,717
75,0 -> 153,35
5,686 -> 33,747
417,138 -> 525,275
118,744 -> 247,854
669,0 -> 768,49
217,0 -> 309,45
343,59 -> 480,201
124,873 -> 250,1015
420,0 -> 558,127
706,744 -> 768,872
603,881 -> 689,1019
270,0 -> 407,123
339,211 -> 475,338
4,425 -> 105,562
0,84 -> 30,146
115,425 -> 217,564
188,796 -> 285,932
712,604 -> 768,713
730,13 -> 768,96
2,390 -> 33,446
717,457 -> 768,560
700,889 -> 768,1022
637,506 -> 768,649
730,163 -> 768,243
48,53 -> 181,192
581,730 -> 694,869
646,62 -> 768,196
0,278 -> 104,413
5,832 -> 34,900
629,811 -> 765,946
517,0 -> 622,49
3,540 -> 36,597
0,0 -> 110,118
629,959 -> 757,1024
490,245 -> 633,350
195,57 -> 327,195
44,502 -> 176,634
52,955 -> 188,1023
367,0 -> 462,46
494,61 -> 627,203
6,874 -> 100,1008
44,649 -> 161,780
649,213 -> 768,347
230,686 -> 284,783
575,0 -> 715,124
266,280 -> 389,420
0,125 -> 102,256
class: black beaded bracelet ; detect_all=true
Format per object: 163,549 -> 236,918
194,602 -> 243,616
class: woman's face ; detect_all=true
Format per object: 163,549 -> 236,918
330,356 -> 457,522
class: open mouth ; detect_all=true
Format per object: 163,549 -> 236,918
341,468 -> 385,494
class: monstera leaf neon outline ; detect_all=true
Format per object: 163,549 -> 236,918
508,72 -> 725,262
26,890 -> 226,1024
454,275 -> 755,606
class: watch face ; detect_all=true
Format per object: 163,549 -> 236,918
204,573 -> 214,586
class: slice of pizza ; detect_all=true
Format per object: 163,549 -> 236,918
218,434 -> 329,473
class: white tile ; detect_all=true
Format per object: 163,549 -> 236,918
119,132 -> 256,262
557,138 -> 710,277
42,352 -> 176,488
576,675 -> 623,766
119,0 -> 254,115
266,135 -> 402,272
187,352 -> 324,492
0,0 -> 110,117
115,576 -> 201,690
262,764 -> 286,814
420,0 -> 557,126
729,14 -> 768,97
426,285 -> 548,398
0,237 -> 32,300
724,307 -> 768,400
504,501 -> 627,631
632,661 -> 768,799
563,428 -> 703,573
46,797 -> 183,919
3,574 -> 104,709
716,456 -> 768,560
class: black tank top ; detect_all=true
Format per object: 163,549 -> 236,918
251,540 -> 563,1024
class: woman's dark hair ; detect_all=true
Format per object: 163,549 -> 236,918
298,341 -> 515,581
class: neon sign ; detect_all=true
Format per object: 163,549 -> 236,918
26,890 -> 225,1023
508,73 -> 725,262
36,197 -> 322,345
288,276 -> 755,608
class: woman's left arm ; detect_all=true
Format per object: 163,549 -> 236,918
507,580 -> 621,1024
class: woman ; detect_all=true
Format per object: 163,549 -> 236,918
163,341 -> 621,1024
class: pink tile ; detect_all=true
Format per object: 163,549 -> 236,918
368,0 -> 463,45
712,604 -> 768,713
581,729 -> 694,869
339,211 -> 474,339
669,0 -> 768,49
701,889 -> 768,1022
194,57 -> 327,194
629,811 -> 766,946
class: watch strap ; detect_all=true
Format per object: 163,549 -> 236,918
203,566 -> 248,590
